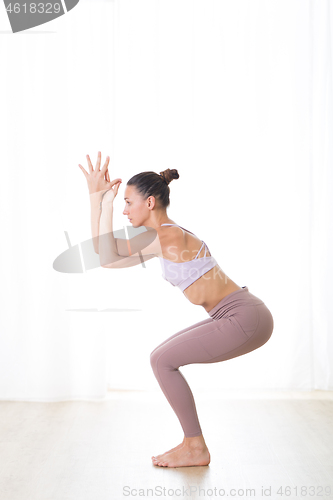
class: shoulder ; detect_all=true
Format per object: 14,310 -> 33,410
157,225 -> 185,260
158,224 -> 185,243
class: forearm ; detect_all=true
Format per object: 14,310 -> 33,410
89,192 -> 102,254
99,201 -> 120,266
98,199 -> 157,269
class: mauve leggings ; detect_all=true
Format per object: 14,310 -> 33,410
150,286 -> 274,437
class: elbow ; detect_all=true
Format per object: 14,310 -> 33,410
101,262 -> 115,269
99,252 -> 120,268
100,258 -> 114,268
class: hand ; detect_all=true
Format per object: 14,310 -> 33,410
78,151 -> 122,198
101,179 -> 122,206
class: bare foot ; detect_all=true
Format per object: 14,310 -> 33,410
151,438 -> 185,462
152,444 -> 211,468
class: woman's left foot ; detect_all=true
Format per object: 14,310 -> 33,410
152,444 -> 210,468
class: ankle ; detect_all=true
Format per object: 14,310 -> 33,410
184,435 -> 206,450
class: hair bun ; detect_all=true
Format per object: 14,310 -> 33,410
159,168 -> 179,185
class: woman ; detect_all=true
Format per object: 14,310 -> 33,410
79,151 -> 274,468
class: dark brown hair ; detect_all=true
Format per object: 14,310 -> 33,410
126,168 -> 179,208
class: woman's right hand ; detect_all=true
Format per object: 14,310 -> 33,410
78,151 -> 122,197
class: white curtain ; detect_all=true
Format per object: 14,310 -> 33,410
0,0 -> 332,401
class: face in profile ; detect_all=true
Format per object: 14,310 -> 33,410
123,184 -> 151,227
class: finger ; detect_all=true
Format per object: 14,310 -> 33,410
86,155 -> 94,173
111,181 -> 120,192
95,151 -> 101,171
105,169 -> 110,183
113,183 -> 120,198
78,164 -> 88,178
110,177 -> 122,187
101,155 -> 110,176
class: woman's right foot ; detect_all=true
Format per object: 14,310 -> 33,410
151,438 -> 185,462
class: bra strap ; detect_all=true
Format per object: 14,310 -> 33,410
204,242 -> 211,257
194,241 -> 205,259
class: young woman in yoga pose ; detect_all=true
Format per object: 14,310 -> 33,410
79,151 -> 274,468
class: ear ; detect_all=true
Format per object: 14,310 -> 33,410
147,196 -> 156,209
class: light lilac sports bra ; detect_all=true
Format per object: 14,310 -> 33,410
159,223 -> 218,292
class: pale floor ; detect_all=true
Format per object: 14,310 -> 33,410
1,389 -> 333,500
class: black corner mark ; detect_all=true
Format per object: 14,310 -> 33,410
3,0 -> 81,34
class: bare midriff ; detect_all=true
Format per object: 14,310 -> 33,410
182,264 -> 242,313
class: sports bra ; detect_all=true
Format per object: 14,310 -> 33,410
158,223 -> 218,292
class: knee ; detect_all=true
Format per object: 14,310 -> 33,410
150,349 -> 166,372
150,348 -> 170,372
150,348 -> 177,373
150,349 -> 158,371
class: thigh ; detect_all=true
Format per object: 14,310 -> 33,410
150,315 -> 250,369
150,316 -> 215,356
